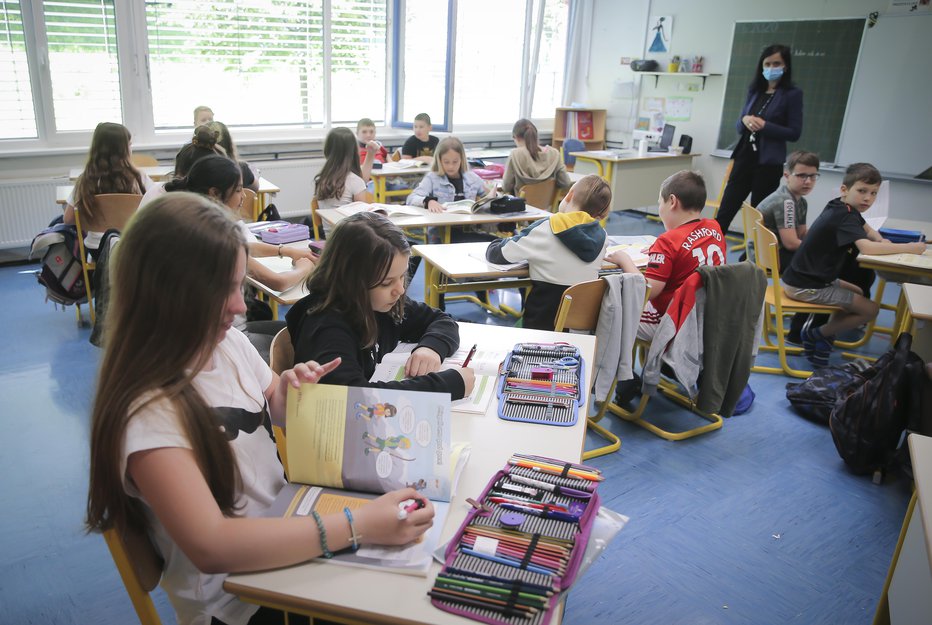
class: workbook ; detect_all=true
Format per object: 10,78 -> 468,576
369,343 -> 505,415
442,189 -> 498,214
605,234 -> 657,268
335,201 -> 423,218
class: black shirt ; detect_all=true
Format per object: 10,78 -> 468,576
285,293 -> 465,398
782,197 -> 868,289
449,175 -> 464,200
402,135 -> 439,159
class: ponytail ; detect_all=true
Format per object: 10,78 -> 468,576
512,119 -> 540,161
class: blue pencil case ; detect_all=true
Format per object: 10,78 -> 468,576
879,227 -> 925,244
496,343 -> 585,427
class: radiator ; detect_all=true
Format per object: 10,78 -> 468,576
253,158 -> 323,219
0,179 -> 62,250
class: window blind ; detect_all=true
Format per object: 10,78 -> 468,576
0,1 -> 38,139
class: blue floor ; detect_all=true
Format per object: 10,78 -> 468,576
0,211 -> 911,624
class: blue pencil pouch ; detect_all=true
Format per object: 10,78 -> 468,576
496,343 -> 585,427
878,227 -> 926,244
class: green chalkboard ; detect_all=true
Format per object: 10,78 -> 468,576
716,19 -> 865,162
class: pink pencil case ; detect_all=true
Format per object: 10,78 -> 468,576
258,223 -> 309,244
473,163 -> 506,180
430,456 -> 601,625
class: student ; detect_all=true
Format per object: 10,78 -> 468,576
401,113 -> 440,164
193,105 -> 214,127
607,170 -> 725,341
485,175 -> 611,330
315,127 -> 370,211
139,125 -> 226,209
210,120 -> 260,192
65,122 -> 151,255
165,155 -> 315,292
406,136 -> 487,214
286,212 -> 475,398
502,119 -> 572,196
782,163 -> 927,366
357,117 -> 389,165
85,195 -> 433,625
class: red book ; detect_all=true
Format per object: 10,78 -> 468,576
576,111 -> 594,141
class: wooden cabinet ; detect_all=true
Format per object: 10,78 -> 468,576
552,107 -> 606,151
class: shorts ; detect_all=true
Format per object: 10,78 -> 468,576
783,280 -> 855,310
637,320 -> 659,342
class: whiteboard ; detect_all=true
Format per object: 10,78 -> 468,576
836,13 -> 932,177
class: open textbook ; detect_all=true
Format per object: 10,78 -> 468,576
606,234 -> 657,268
335,202 -> 423,218
441,189 -> 498,214
370,342 -> 505,415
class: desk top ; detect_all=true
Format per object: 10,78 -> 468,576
56,177 -> 279,205
69,165 -> 174,181
857,249 -> 932,272
466,147 -> 513,160
225,322 -> 593,624
909,433 -> 932,570
370,162 -> 431,178
570,150 -> 699,163
318,205 -> 552,230
903,283 -> 932,321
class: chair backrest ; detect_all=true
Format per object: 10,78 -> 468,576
741,202 -> 763,264
519,178 -> 557,212
239,188 -> 258,222
310,197 -> 322,240
562,138 -> 586,169
103,526 -> 164,625
554,279 -> 607,333
79,194 -> 142,234
269,328 -> 294,476
753,220 -> 780,282
131,154 -> 159,168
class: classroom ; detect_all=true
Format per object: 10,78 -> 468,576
1,1 -> 931,624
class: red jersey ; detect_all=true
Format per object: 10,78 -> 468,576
359,143 -> 388,165
642,218 -> 725,324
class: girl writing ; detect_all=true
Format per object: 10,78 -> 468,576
86,195 -> 433,625
314,127 -> 371,211
286,212 -> 475,397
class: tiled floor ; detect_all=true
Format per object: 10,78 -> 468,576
0,212 -> 911,624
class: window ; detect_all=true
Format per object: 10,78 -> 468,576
394,0 -> 449,128
44,0 -> 122,131
330,0 -> 388,125
530,0 -> 568,120
0,1 -> 37,139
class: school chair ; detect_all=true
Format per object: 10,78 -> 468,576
708,160 -> 745,246
519,179 -> 558,213
239,188 -> 259,222
74,194 -> 141,325
309,197 -> 323,240
740,201 -> 763,264
102,525 -> 164,625
269,327 -> 293,478
553,277 -> 649,458
131,153 -> 159,168
561,138 -> 586,172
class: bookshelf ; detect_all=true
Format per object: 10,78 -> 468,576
553,107 -> 606,151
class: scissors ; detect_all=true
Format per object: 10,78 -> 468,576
547,356 -> 579,370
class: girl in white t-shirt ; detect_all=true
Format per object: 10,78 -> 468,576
85,195 -> 435,625
314,127 -> 370,211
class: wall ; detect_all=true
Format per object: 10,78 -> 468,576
586,0 -> 932,220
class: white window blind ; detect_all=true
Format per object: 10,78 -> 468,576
145,0 -> 330,129
529,0 -> 567,120
330,0 -> 387,125
0,0 -> 37,139
44,0 -> 123,132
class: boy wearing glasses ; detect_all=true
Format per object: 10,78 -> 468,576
782,162 -> 927,366
757,150 -> 820,270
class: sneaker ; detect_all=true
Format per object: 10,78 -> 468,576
806,326 -> 834,368
800,316 -> 817,359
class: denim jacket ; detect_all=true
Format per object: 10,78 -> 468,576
406,170 -> 487,207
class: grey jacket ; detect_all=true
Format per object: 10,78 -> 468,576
592,273 -> 647,401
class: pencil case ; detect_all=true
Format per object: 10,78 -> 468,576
497,343 -> 585,427
430,454 -> 602,625
878,227 -> 926,244
257,223 -> 310,244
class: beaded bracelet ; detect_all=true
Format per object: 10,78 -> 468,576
311,511 -> 333,558
344,507 -> 362,551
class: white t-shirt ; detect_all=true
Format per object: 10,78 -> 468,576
138,181 -> 167,209
121,329 -> 282,625
69,172 -> 155,249
316,172 -> 366,211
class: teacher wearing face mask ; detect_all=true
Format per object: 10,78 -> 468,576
716,43 -> 803,234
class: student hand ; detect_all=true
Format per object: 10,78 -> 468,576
457,367 -> 476,397
292,257 -> 315,273
365,140 -> 380,155
285,246 -> 316,262
353,488 -> 434,546
427,200 -> 444,213
605,249 -> 632,268
905,241 -> 928,255
406,347 -> 442,376
279,357 -> 341,390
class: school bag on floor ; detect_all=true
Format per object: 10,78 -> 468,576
829,333 -> 928,477
785,359 -> 872,425
29,219 -> 87,307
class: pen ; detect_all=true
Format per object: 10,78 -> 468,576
500,503 -> 580,523
462,344 -> 477,368
509,474 -> 593,498
396,497 -> 425,520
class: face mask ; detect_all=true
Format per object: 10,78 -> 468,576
762,66 -> 784,82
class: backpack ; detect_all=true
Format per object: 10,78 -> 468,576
256,202 -> 281,222
29,220 -> 87,307
829,333 -> 927,477
785,359 -> 872,425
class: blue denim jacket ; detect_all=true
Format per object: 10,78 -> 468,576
406,170 -> 487,207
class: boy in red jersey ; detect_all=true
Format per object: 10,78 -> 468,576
607,170 -> 725,340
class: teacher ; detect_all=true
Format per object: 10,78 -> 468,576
716,44 -> 803,234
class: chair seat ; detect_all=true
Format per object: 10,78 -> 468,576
765,284 -> 840,314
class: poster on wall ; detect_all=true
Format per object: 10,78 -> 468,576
647,16 -> 673,53
665,97 -> 693,121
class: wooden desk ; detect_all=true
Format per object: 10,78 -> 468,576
244,241 -> 315,318
857,250 -> 932,286
569,150 -> 698,212
69,165 -> 173,182
369,162 -> 430,203
225,322 -> 593,625
900,283 -> 932,361
317,205 -> 552,245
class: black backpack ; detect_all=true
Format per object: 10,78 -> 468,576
785,359 -> 872,425
29,220 -> 87,307
829,333 -> 927,477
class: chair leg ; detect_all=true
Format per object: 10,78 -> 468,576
582,379 -> 622,460
752,306 -> 813,378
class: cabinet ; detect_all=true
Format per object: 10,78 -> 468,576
553,108 -> 606,151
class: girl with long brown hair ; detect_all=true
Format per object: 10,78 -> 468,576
502,119 -> 572,196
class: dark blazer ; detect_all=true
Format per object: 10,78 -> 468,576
734,86 -> 803,166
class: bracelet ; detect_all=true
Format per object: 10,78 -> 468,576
311,511 -> 333,558
277,243 -> 284,258
344,507 -> 362,551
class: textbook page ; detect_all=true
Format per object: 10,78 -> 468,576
862,180 -> 890,231
286,383 -> 454,501
266,483 -> 450,576
606,235 -> 657,268
335,202 -> 422,218
465,249 -> 529,272
371,343 -> 506,414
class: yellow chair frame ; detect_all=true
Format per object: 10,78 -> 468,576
269,327 -> 294,478
103,525 -> 164,625
239,188 -> 259,222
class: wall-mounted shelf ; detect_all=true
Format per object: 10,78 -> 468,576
635,72 -> 723,90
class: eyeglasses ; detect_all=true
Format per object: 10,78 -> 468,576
792,173 -> 821,181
